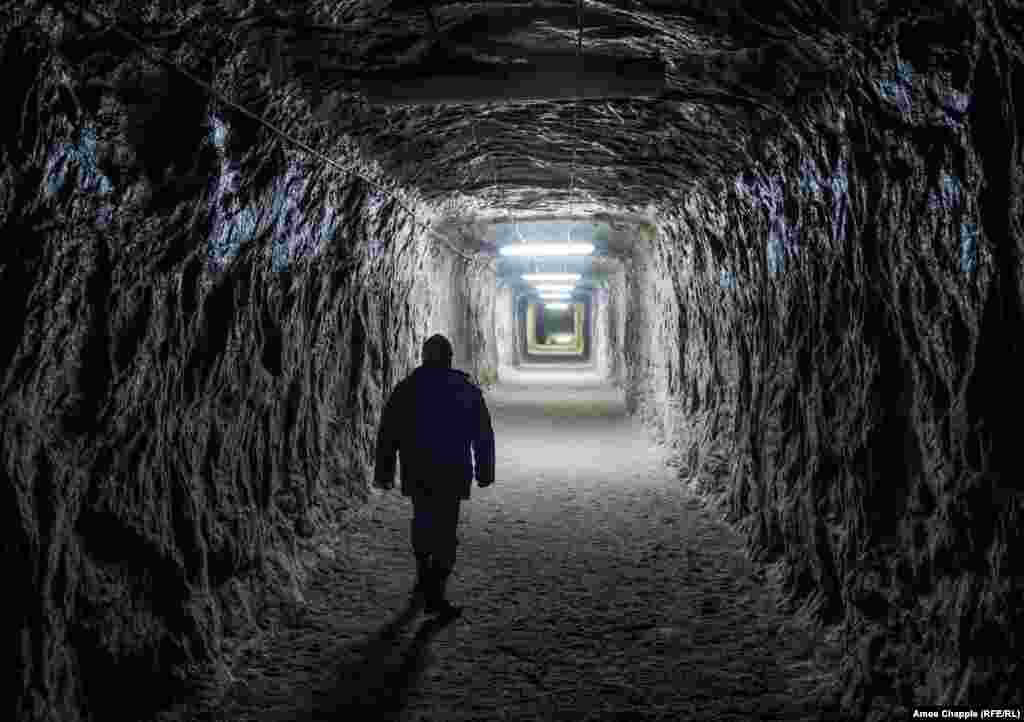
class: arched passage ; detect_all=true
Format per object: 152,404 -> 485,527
4,2 -> 1022,721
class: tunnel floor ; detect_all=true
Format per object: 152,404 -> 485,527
152,365 -> 852,722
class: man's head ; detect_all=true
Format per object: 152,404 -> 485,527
422,334 -> 453,367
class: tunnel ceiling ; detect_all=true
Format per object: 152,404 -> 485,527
234,0 -> 861,220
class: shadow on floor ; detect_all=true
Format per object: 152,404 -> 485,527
304,600 -> 456,722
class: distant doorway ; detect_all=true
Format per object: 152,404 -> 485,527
527,301 -> 585,356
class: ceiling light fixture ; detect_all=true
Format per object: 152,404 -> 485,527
522,273 -> 581,282
500,242 -> 594,256
532,284 -> 575,292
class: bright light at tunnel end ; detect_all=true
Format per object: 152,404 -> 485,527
522,273 -> 581,282
500,243 -> 594,257
544,302 -> 570,310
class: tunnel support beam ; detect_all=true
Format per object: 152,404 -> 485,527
356,54 -> 666,105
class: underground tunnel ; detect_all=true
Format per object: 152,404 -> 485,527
3,0 -> 1023,720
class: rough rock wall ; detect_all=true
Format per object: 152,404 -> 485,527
592,286 -> 611,378
424,231 -> 499,384
573,301 -> 587,355
512,293 -> 528,364
464,261 -> 499,383
494,283 -> 517,369
624,245 -> 688,446
603,266 -> 629,388
579,299 -> 593,361
0,8 -> 488,722
627,5 -> 1024,718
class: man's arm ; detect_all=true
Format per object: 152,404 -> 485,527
374,384 -> 402,489
473,392 -> 496,487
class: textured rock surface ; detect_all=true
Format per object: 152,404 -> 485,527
494,284 -> 518,369
425,219 -> 500,383
605,267 -> 629,388
623,8 -> 1024,718
4,0 -> 1024,720
304,0 -> 857,216
1,5 -> 495,721
592,284 -> 613,379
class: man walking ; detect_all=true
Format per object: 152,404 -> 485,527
374,334 -> 496,620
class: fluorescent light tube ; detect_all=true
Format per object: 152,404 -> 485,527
522,273 -> 581,282
500,243 -> 594,257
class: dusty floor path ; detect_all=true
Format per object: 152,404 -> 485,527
158,364 -> 852,722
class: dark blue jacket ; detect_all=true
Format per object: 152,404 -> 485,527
374,365 -> 495,499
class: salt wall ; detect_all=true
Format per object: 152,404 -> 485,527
494,284 -> 518,369
622,15 -> 1023,719
1,14 -> 496,722
4,1 -> 1024,721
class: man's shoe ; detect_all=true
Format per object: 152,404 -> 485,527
411,553 -> 431,607
423,563 -> 462,620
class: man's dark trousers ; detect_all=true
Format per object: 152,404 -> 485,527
410,491 -> 461,570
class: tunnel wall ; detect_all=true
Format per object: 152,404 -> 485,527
624,227 -> 689,443
601,265 -> 629,388
512,292 -> 527,364
425,222 -> 499,387
0,9 -> 492,722
593,288 -> 610,378
625,9 -> 1023,718
593,282 -> 622,383
494,283 -> 517,369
